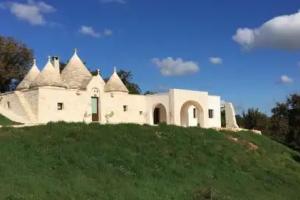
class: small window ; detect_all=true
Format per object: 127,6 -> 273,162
57,103 -> 64,110
209,109 -> 214,118
7,101 -> 10,109
123,105 -> 128,112
193,108 -> 196,118
139,111 -> 143,115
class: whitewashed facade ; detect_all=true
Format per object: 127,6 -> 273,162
0,50 -> 238,128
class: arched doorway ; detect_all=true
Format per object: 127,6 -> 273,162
180,101 -> 204,127
153,104 -> 167,125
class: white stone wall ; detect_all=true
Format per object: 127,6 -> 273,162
168,89 -> 221,128
187,105 -> 198,127
145,93 -> 170,125
22,89 -> 39,121
207,95 -> 221,128
37,87 -> 90,123
100,92 -> 147,124
170,89 -> 208,127
225,102 -> 239,129
0,85 -> 222,128
0,92 -> 31,123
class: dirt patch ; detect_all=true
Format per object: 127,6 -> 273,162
227,136 -> 258,151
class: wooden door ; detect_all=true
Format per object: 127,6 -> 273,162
154,108 -> 160,125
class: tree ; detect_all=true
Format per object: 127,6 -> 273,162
0,36 -> 33,92
286,94 -> 300,148
269,103 -> 289,142
221,109 -> 226,127
144,91 -> 156,95
116,70 -> 141,94
235,114 -> 244,128
268,94 -> 300,150
241,108 -> 269,131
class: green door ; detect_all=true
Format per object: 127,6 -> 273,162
91,97 -> 99,121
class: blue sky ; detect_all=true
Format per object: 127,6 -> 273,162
0,0 -> 300,114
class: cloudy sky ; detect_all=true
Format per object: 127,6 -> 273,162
0,0 -> 300,114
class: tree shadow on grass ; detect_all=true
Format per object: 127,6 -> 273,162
291,154 -> 300,163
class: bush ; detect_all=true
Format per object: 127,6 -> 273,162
241,108 -> 269,131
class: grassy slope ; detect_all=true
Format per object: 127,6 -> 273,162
0,114 -> 18,126
0,123 -> 299,200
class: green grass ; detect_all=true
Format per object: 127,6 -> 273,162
0,114 -> 19,126
0,123 -> 299,200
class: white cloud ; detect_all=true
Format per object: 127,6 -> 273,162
103,28 -> 113,36
280,75 -> 293,84
79,26 -> 113,38
233,10 -> 300,50
209,57 -> 223,65
79,26 -> 101,38
1,0 -> 55,25
100,0 -> 126,4
152,57 -> 199,76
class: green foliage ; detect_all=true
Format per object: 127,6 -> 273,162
0,114 -> 19,126
102,70 -> 141,94
144,90 -> 156,95
269,103 -> 289,142
269,94 -> 300,150
117,70 -> 141,94
236,93 -> 300,152
0,123 -> 299,199
0,35 -> 33,92
241,108 -> 269,131
235,114 -> 244,128
221,110 -> 226,127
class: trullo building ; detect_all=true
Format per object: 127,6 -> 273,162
0,50 -> 238,128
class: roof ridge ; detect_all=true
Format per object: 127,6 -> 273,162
61,50 -> 92,89
16,59 -> 40,90
104,69 -> 129,93
30,59 -> 65,88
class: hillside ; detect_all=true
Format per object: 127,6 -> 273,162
0,114 -> 19,126
0,123 -> 299,200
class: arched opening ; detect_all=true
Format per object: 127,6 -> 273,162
153,104 -> 167,125
180,101 -> 204,127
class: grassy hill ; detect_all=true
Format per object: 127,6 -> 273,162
0,114 -> 19,126
0,123 -> 299,200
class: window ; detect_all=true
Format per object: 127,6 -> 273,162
208,109 -> 214,118
193,108 -> 196,118
139,111 -> 143,115
57,103 -> 64,110
7,101 -> 10,109
123,105 -> 128,112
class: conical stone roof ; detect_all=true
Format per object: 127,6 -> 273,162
16,59 -> 40,90
95,69 -> 105,85
61,50 -> 92,89
104,68 -> 129,93
30,58 -> 65,88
